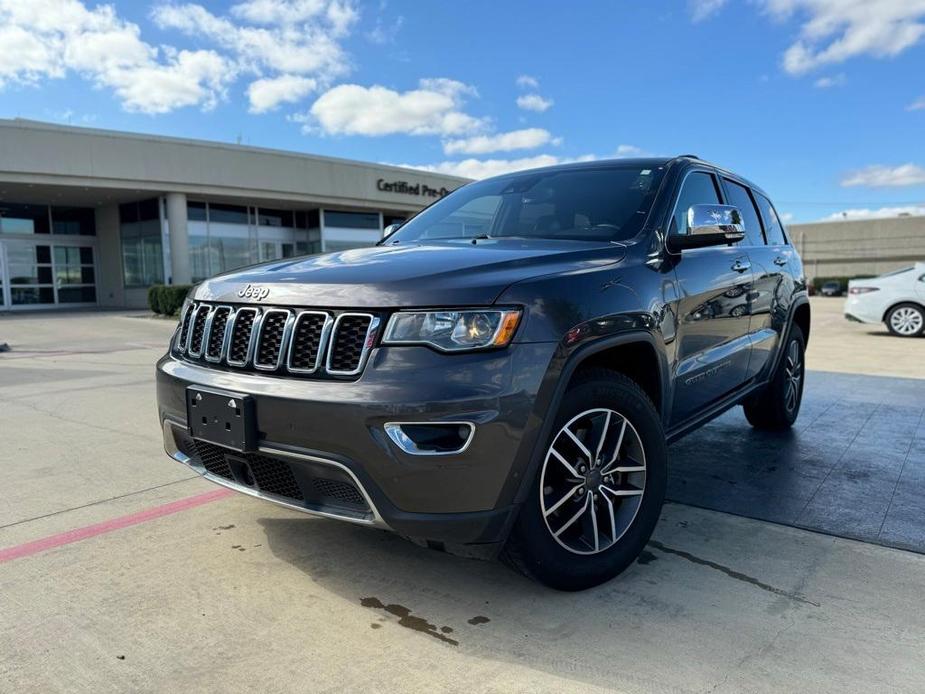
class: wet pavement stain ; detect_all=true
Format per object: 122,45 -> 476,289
467,616 -> 490,625
370,623 -> 382,629
637,550 -> 658,565
360,597 -> 459,646
440,626 -> 453,634
648,540 -> 819,607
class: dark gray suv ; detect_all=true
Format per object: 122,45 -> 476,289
156,156 -> 810,590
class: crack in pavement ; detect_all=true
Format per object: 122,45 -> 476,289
648,540 -> 820,607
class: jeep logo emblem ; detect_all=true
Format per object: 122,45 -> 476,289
237,284 -> 270,301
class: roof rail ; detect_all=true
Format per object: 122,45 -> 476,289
679,153 -> 700,159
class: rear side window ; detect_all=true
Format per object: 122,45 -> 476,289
723,179 -> 765,247
672,172 -> 721,235
755,193 -> 787,246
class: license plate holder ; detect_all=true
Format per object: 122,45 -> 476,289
186,386 -> 256,452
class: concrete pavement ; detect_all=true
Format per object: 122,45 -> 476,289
1,307 -> 924,693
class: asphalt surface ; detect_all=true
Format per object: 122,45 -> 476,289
1,301 -> 924,693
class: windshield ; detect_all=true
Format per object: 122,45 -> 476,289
386,165 -> 665,244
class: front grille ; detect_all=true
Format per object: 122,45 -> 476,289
328,314 -> 374,374
254,310 -> 290,369
313,478 -> 365,507
247,453 -> 304,500
288,312 -> 329,372
175,302 -> 378,379
188,440 -> 369,512
228,308 -> 258,365
188,305 -> 210,356
195,440 -> 234,480
205,307 -> 231,361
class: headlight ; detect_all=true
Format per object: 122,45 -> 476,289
383,309 -> 521,352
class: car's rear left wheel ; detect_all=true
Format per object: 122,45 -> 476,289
502,369 -> 667,591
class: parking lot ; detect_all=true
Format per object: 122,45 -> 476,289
2,298 -> 924,693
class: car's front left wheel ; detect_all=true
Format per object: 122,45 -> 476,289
502,369 -> 667,591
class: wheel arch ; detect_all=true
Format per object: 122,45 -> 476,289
882,299 -> 925,323
507,330 -> 669,508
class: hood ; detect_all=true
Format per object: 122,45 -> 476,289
195,238 -> 625,308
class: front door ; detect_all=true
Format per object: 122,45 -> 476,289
667,170 -> 754,425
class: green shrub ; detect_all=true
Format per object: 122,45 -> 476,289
147,285 -> 165,314
147,284 -> 193,316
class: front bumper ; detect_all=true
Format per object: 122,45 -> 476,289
156,342 -> 558,545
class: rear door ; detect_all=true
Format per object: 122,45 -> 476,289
669,170 -> 754,425
722,179 -> 794,380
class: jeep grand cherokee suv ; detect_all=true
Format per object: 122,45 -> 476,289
156,156 -> 809,590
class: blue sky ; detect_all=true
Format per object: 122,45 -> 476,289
1,0 -> 924,223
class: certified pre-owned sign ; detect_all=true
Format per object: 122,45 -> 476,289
237,284 -> 270,301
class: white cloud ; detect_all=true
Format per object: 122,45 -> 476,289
821,205 -> 925,221
443,128 -> 559,155
516,93 -> 553,112
690,0 -> 727,22
151,2 -> 353,78
402,154 -> 582,180
780,211 -> 795,222
247,74 -> 317,112
307,78 -> 487,136
841,163 -> 925,187
813,73 -> 846,88
907,96 -> 925,111
366,13 -> 404,44
761,0 -> 925,74
516,74 -> 539,89
0,0 -> 234,114
398,146 -> 656,180
0,0 -> 356,114
614,144 -> 647,157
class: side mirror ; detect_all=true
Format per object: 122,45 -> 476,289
383,223 -> 402,239
669,204 -> 746,252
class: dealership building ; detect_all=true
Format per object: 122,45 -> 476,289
0,119 -> 468,311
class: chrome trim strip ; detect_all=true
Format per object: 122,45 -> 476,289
226,307 -> 260,367
162,420 -> 387,528
187,304 -> 212,358
286,310 -> 333,374
326,312 -> 380,376
254,308 -> 293,371
204,305 -> 233,363
384,421 -> 476,456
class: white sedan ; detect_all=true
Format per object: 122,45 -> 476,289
845,263 -> 925,337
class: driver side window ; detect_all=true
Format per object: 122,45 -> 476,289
672,172 -> 721,235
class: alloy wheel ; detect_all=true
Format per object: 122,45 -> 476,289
783,339 -> 803,413
890,307 -> 924,336
540,408 -> 646,555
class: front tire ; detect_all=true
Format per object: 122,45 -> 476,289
885,303 -> 924,337
502,369 -> 667,591
743,324 -> 805,430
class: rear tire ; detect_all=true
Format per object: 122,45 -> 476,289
885,303 -> 924,337
502,369 -> 667,591
743,325 -> 805,430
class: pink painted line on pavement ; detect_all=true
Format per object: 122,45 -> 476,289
0,487 -> 233,564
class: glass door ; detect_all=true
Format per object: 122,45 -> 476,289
0,239 -> 97,309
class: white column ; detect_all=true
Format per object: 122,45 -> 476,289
165,192 -> 191,285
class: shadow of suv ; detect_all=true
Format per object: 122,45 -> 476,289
156,156 -> 810,590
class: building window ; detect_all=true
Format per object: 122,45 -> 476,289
208,203 -> 248,225
0,203 -> 51,234
120,199 -> 164,287
323,210 -> 381,230
187,201 -> 207,221
51,207 -> 96,235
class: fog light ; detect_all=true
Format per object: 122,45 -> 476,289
384,422 -> 475,456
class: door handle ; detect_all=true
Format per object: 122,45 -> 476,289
731,259 -> 751,273
773,256 -> 788,266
